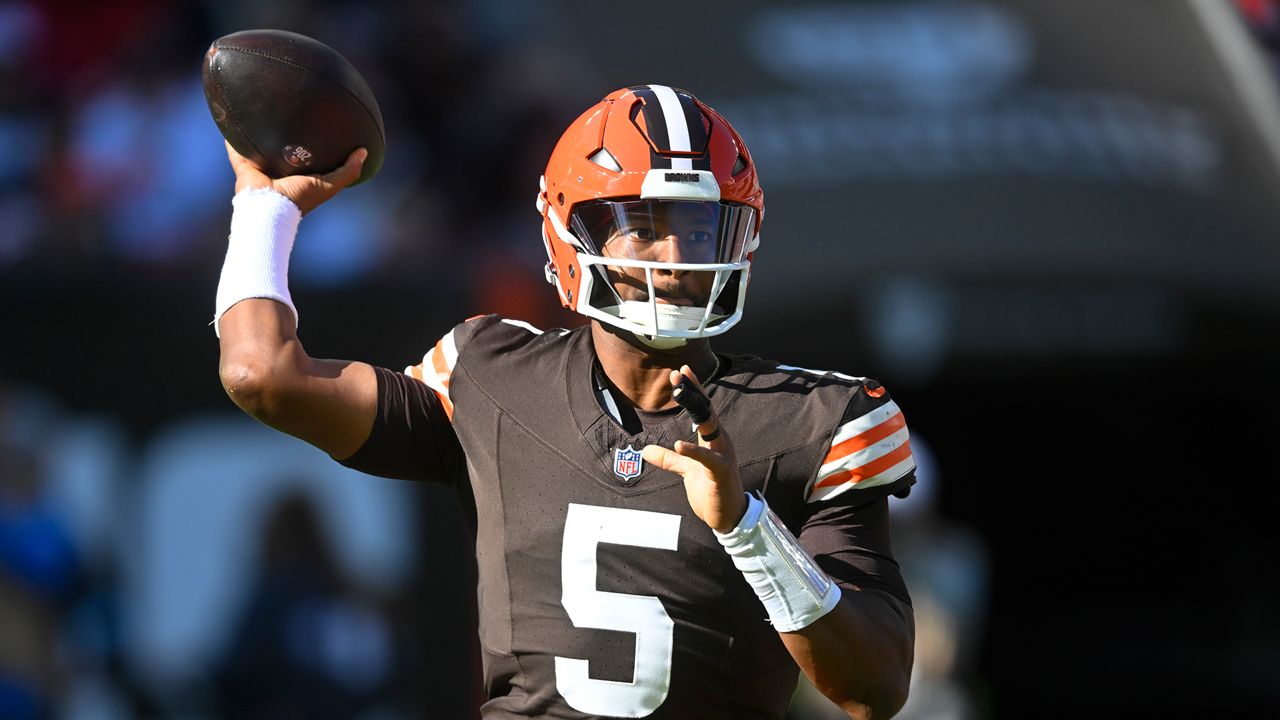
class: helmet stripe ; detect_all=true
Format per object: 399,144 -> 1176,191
652,85 -> 712,171
629,86 -> 672,169
678,91 -> 712,171
629,85 -> 713,172
650,85 -> 692,154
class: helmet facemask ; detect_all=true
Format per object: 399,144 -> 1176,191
551,198 -> 757,346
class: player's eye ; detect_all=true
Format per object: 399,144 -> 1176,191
686,231 -> 712,244
625,227 -> 657,242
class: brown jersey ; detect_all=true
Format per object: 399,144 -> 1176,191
341,315 -> 915,719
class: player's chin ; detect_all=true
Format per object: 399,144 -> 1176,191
599,322 -> 709,355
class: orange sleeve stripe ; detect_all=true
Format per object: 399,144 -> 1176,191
405,363 -> 455,420
430,339 -> 451,387
823,411 -> 906,464
814,441 -> 913,489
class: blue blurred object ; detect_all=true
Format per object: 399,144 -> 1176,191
0,447 -> 78,601
0,672 -> 43,720
0,501 -> 78,601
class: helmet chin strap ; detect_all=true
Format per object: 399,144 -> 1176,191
632,332 -> 689,350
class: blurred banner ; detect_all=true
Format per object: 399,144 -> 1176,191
546,0 -> 1280,377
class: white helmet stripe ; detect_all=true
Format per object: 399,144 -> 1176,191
649,85 -> 694,170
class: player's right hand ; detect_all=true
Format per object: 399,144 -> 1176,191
642,366 -> 748,534
225,141 -> 366,215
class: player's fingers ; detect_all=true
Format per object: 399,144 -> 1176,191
319,147 -> 367,189
672,365 -> 714,422
671,440 -> 728,474
672,364 -> 729,450
642,444 -> 696,476
695,418 -> 724,447
225,141 -> 271,193
224,139 -> 245,165
678,364 -> 704,387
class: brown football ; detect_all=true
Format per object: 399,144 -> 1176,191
202,29 -> 385,185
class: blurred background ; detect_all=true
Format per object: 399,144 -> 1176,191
2,0 -> 1279,717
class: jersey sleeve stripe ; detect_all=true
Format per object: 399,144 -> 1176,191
813,441 -> 914,490
807,455 -> 916,503
823,410 -> 906,464
817,426 -> 910,480
430,338 -> 452,387
403,362 -> 455,420
405,328 -> 459,421
829,400 -> 902,446
441,328 -> 459,368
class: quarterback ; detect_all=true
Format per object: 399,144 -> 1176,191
215,85 -> 916,719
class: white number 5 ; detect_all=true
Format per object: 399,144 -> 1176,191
555,504 -> 681,717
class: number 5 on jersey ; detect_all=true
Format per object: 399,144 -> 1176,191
556,504 -> 681,717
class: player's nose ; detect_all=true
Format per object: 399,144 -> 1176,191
655,235 -> 687,272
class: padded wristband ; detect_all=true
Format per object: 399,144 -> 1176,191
213,188 -> 302,337
714,493 -> 842,632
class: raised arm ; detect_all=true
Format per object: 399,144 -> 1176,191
215,143 -> 377,460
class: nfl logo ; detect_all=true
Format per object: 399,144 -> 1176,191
613,445 -> 643,482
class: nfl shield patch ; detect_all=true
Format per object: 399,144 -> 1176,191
613,445 -> 644,482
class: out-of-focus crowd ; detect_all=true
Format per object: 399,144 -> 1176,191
0,0 -> 594,329
0,4 -> 592,715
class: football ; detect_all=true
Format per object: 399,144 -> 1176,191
202,29 -> 385,185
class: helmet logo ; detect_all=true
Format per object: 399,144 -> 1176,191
664,172 -> 699,183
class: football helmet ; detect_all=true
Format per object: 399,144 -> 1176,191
537,85 -> 763,347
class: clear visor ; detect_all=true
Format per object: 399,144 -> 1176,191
569,199 -> 756,264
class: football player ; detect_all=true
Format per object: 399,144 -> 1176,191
215,85 -> 916,719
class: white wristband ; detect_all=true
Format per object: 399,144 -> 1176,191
213,188 -> 302,337
715,493 -> 842,632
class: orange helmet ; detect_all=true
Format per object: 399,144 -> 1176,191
537,85 -> 763,347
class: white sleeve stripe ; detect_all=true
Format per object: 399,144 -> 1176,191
408,327 -> 460,401
402,362 -> 440,389
408,363 -> 450,400
414,354 -> 435,390
830,401 -> 902,446
806,456 -> 916,503
815,427 -> 911,481
441,328 -> 459,369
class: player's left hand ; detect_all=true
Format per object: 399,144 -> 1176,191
642,366 -> 747,533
